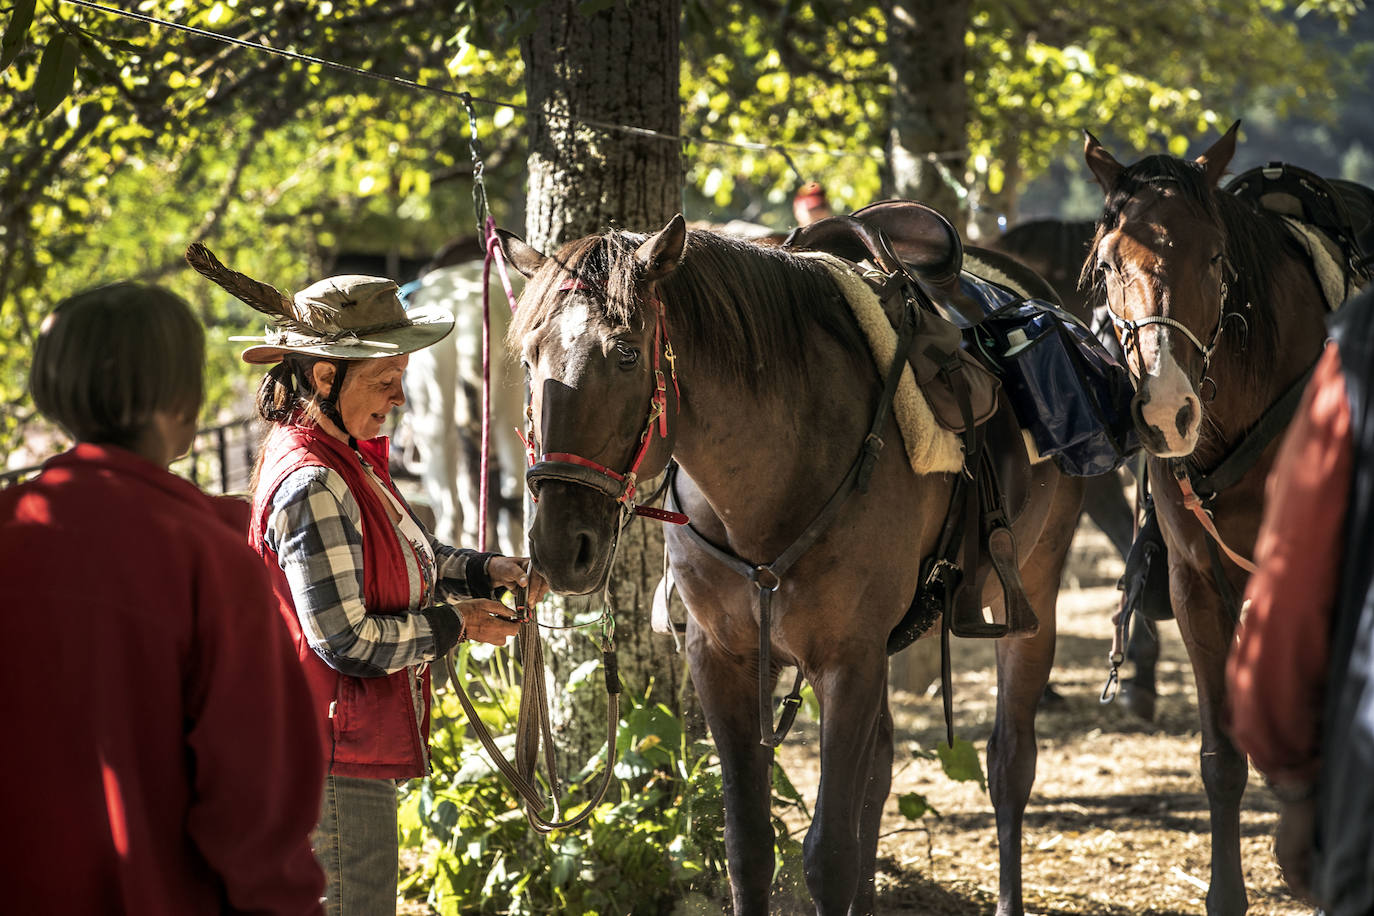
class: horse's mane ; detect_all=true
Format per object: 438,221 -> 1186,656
509,228 -> 869,396
1081,153 -> 1311,390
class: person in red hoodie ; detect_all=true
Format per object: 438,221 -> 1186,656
186,245 -> 541,915
0,282 -> 325,914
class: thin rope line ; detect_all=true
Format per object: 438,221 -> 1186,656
56,0 -> 967,165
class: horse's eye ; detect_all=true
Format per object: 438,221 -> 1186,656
615,344 -> 640,369
1098,259 -> 1116,275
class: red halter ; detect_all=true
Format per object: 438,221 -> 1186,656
520,278 -> 687,525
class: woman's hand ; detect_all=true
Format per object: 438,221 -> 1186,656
456,599 -> 521,646
1274,797 -> 1318,905
488,555 -> 549,604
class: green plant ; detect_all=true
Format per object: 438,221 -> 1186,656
399,645 -> 809,915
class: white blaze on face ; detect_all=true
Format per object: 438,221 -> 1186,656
1136,324 -> 1202,456
558,302 -> 591,352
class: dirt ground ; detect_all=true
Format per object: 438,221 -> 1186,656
773,520 -> 1307,916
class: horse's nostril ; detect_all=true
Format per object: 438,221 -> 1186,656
1175,401 -> 1196,438
1131,395 -> 1149,431
573,530 -> 595,570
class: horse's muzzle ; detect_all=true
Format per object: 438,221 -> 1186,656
527,483 -> 619,595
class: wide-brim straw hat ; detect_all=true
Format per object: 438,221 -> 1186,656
185,243 -> 454,364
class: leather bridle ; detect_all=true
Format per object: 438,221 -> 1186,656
520,277 -> 687,525
1109,263 -> 1247,399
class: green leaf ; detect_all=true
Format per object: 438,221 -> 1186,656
936,736 -> 987,791
896,791 -> 940,820
0,0 -> 37,71
771,759 -> 804,804
34,34 -> 80,119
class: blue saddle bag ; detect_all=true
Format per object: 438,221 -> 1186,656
951,274 -> 1140,477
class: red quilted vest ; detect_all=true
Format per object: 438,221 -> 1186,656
251,422 -> 432,779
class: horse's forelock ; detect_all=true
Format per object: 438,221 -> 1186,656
1083,154 -> 1222,303
506,234 -> 649,353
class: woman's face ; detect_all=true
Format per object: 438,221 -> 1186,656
319,355 -> 409,441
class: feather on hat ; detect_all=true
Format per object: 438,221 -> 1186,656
185,243 -> 453,364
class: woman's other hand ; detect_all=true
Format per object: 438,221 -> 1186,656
488,555 -> 549,604
456,599 -> 520,646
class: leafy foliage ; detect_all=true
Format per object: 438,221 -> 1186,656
677,0 -> 1365,224
2,0 -> 1366,459
398,646 -> 810,914
0,0 -> 529,461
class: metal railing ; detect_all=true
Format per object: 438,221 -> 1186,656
0,417 -> 261,494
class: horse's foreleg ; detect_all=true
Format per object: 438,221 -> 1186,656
989,499 -> 1073,916
806,654 -> 887,916
1173,571 -> 1249,915
688,634 -> 777,916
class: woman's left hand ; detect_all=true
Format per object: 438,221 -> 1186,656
489,555 -> 548,604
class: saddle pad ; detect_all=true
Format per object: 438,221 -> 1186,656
1279,216 -> 1366,311
799,251 -> 965,475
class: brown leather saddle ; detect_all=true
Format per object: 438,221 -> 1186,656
783,199 -> 1037,642
784,202 -> 998,433
1227,163 -> 1374,280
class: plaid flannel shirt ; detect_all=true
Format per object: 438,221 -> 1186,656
266,464 -> 494,677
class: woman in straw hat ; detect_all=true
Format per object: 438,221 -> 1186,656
2,282 -> 325,914
186,246 -> 544,915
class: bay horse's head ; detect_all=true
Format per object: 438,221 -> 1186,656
1082,122 -> 1241,457
497,216 -> 686,595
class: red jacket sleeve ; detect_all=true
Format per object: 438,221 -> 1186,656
183,522 -> 326,914
1227,341 -> 1351,785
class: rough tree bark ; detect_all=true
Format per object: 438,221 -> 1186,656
519,0 -> 689,770
883,0 -> 971,226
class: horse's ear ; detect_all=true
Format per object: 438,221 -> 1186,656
636,213 -> 687,282
495,229 -> 547,278
1196,120 -> 1240,187
1084,130 -> 1123,194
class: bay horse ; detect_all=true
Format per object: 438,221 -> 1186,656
989,219 -> 1163,719
1082,122 -> 1361,913
498,214 -> 1085,915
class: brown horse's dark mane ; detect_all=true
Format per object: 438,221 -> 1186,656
509,228 -> 869,396
1082,153 -> 1314,393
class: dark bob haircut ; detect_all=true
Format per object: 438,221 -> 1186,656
30,282 -> 205,447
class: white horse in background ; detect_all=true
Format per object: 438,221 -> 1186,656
402,238 -> 526,556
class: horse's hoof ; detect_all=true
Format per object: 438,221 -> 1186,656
1120,678 -> 1156,722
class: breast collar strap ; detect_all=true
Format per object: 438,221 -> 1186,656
523,286 -> 686,525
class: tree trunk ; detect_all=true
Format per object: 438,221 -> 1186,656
882,0 -> 972,695
883,0 -> 972,227
520,0 -> 688,772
